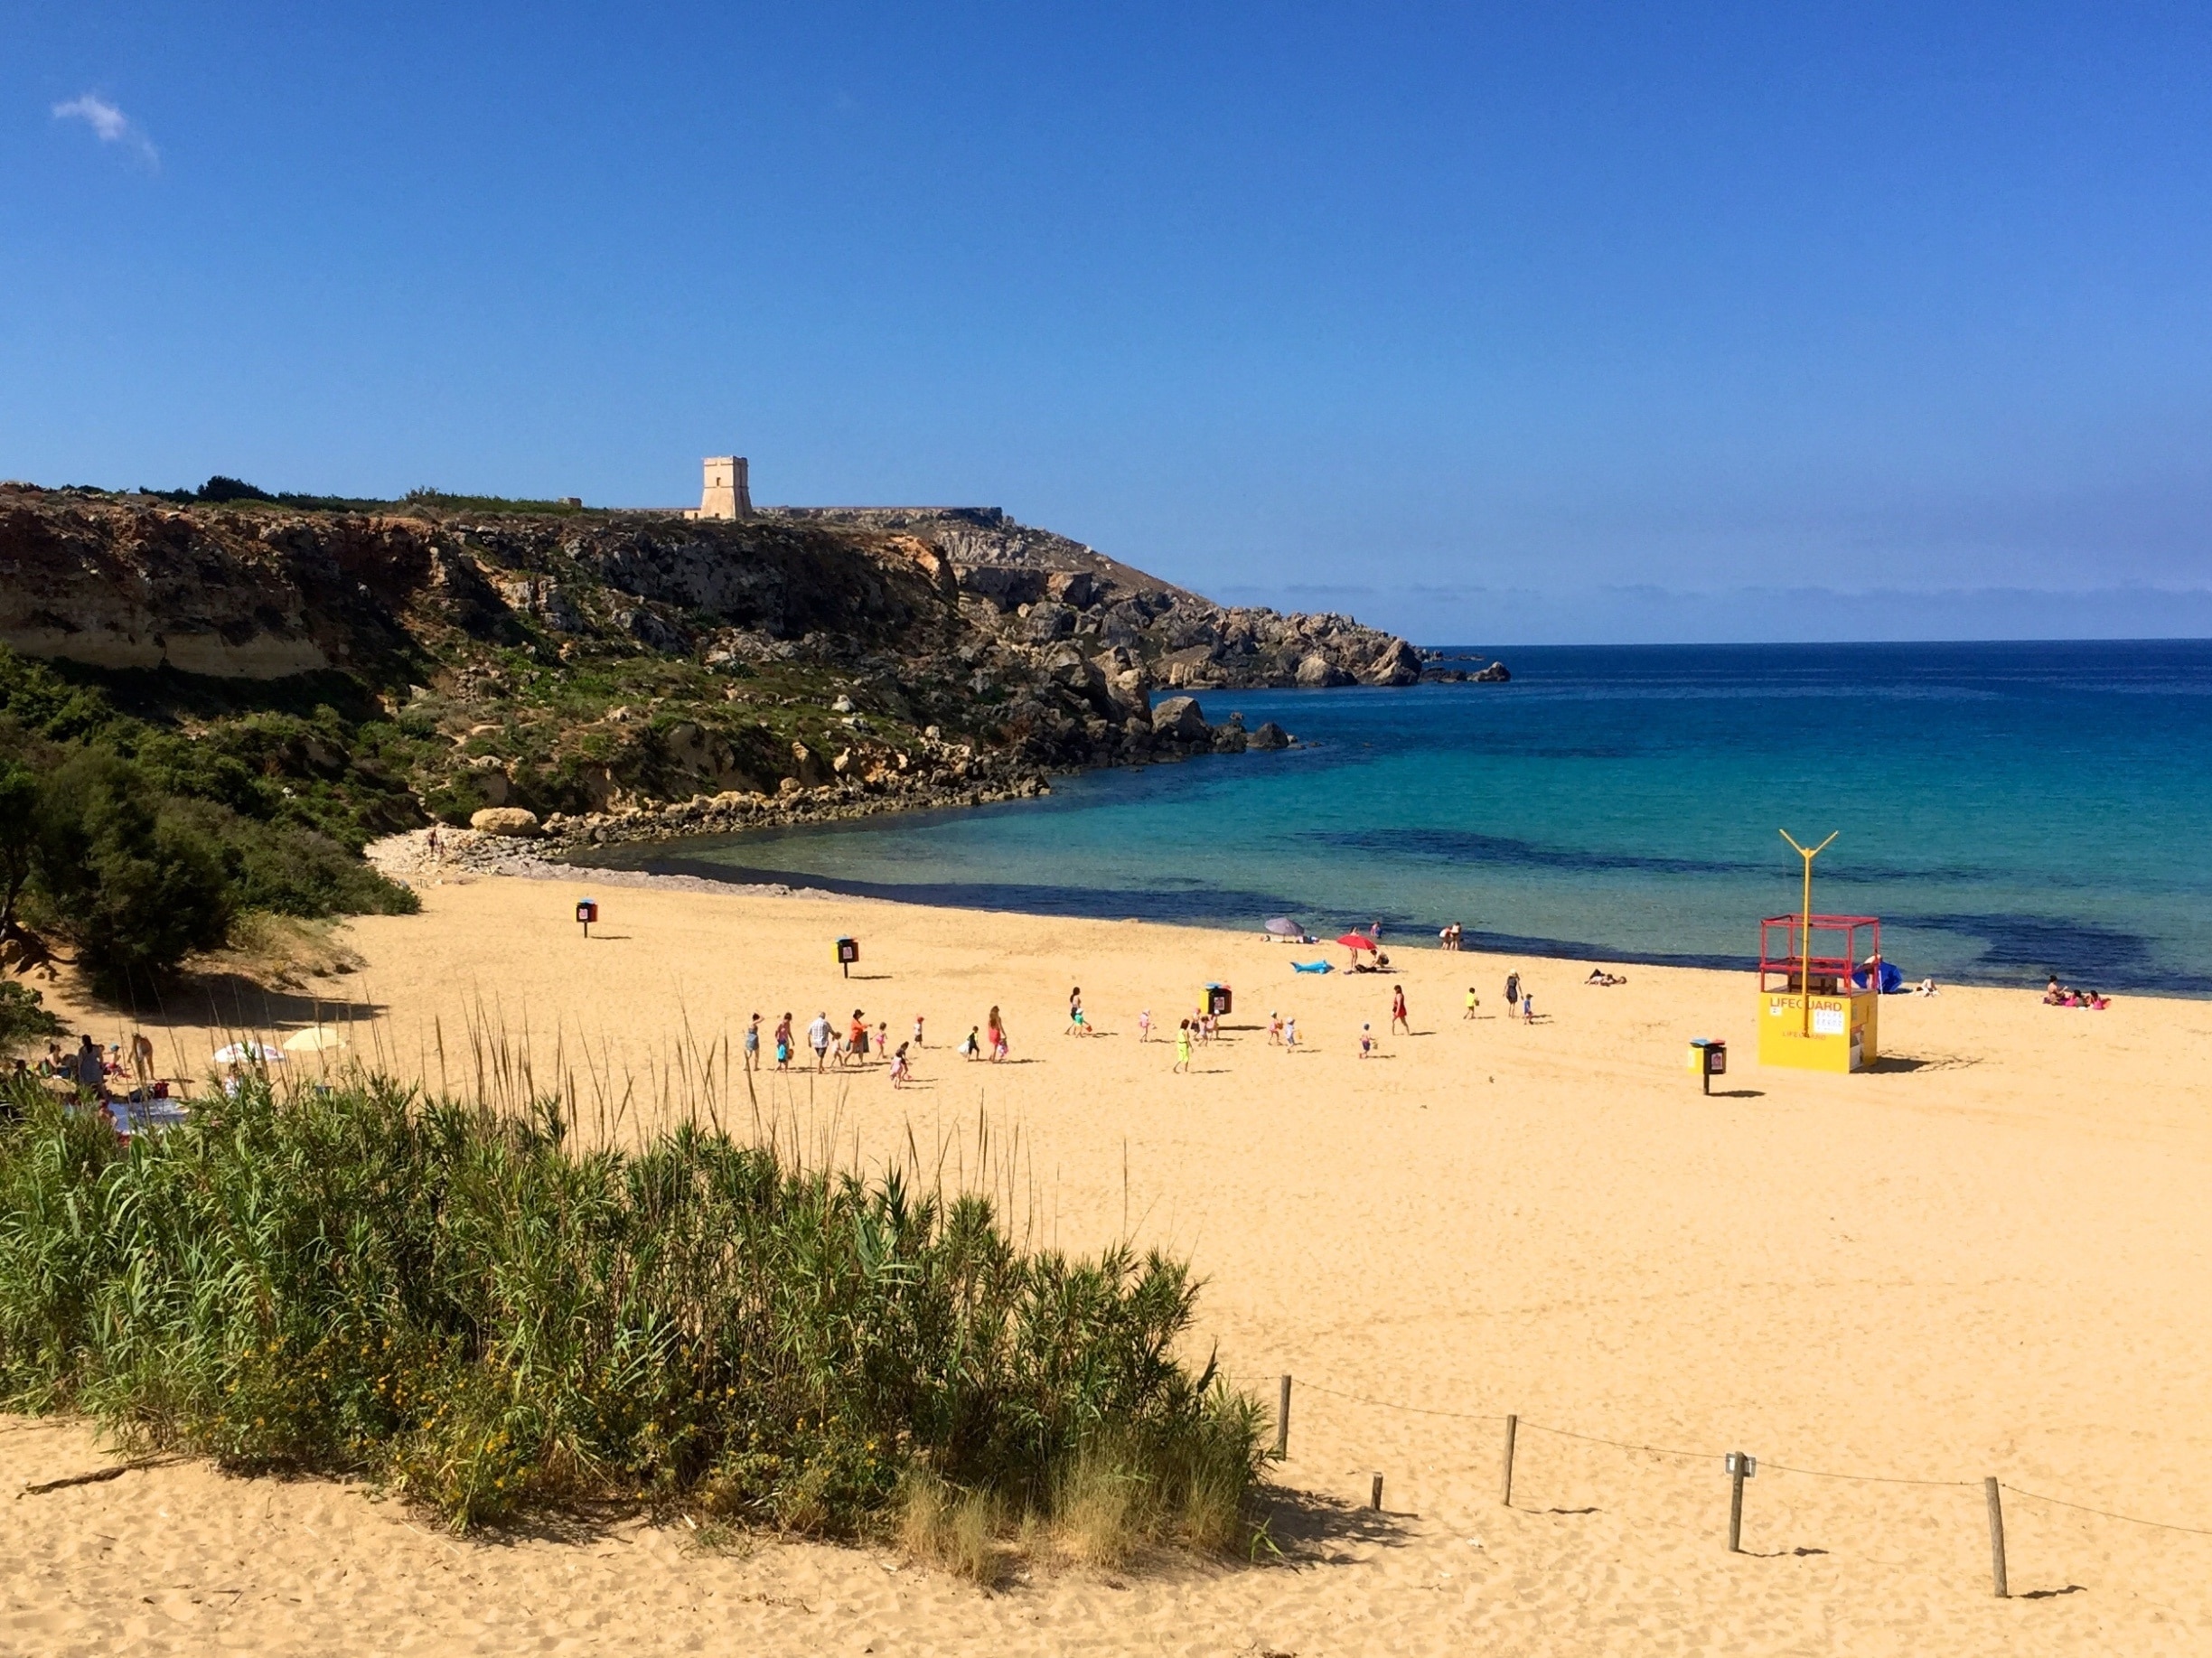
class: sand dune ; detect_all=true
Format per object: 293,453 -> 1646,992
10,873 -> 2212,1655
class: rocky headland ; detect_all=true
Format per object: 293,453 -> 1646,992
0,483 -> 1495,863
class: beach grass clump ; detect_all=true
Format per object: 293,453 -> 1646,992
0,1073 -> 1265,1557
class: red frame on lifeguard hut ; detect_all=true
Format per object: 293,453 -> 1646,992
1757,915 -> 1880,997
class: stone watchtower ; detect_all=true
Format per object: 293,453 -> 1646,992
694,455 -> 752,520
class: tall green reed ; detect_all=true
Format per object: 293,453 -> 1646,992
0,1069 -> 1264,1549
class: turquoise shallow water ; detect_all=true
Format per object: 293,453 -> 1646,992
582,641 -> 2212,996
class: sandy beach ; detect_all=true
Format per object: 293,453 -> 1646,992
10,871 -> 2212,1655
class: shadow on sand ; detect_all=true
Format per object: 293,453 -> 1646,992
1250,1483 -> 1415,1566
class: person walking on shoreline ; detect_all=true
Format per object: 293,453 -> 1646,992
774,1013 -> 793,1071
744,1013 -> 761,1072
1390,984 -> 1410,1035
1174,1018 -> 1193,1073
1504,971 -> 1521,1017
809,1011 -> 832,1071
987,1006 -> 1008,1063
1464,986 -> 1480,1019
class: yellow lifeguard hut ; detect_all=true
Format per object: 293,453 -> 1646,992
1757,831 -> 1881,1073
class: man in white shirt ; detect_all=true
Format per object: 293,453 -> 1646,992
808,1012 -> 832,1070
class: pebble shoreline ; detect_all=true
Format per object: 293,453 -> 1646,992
364,829 -> 835,899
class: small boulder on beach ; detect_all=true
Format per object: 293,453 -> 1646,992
469,807 -> 542,838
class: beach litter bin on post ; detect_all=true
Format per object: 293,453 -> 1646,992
1688,1038 -> 1727,1094
1204,982 -> 1233,1016
836,936 -> 859,978
575,897 -> 597,939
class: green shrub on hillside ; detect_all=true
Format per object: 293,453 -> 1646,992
28,753 -> 231,994
0,1076 -> 1266,1550
0,651 -> 418,985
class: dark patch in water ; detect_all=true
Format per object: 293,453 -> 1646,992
1315,827 -> 1758,880
1898,912 -> 2212,991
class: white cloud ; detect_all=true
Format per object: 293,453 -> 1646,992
52,94 -> 158,167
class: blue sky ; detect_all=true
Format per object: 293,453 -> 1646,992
9,3 -> 2212,642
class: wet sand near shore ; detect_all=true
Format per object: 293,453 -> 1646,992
12,874 -> 2212,1656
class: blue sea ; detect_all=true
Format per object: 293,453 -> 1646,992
582,641 -> 2212,997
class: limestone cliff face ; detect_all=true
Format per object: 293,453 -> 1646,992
0,485 -> 1430,830
4,489 -> 1420,695
0,498 -> 431,678
0,494 -> 966,678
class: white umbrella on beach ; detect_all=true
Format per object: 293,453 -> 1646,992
212,1041 -> 285,1063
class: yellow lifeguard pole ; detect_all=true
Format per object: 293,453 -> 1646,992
1779,829 -> 1836,1039
1757,829 -> 1881,1073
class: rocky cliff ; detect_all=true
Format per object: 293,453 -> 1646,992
0,485 -> 1425,848
769,506 -> 1423,690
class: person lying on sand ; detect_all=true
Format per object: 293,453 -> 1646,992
1584,969 -> 1626,987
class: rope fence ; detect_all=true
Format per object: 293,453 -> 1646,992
1276,1372 -> 2212,1596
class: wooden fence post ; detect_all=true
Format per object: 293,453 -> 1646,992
1371,1472 -> 1384,1512
1727,1454 -> 1748,1552
1985,1478 -> 2009,1597
1500,1414 -> 1518,1507
1276,1374 -> 1291,1459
